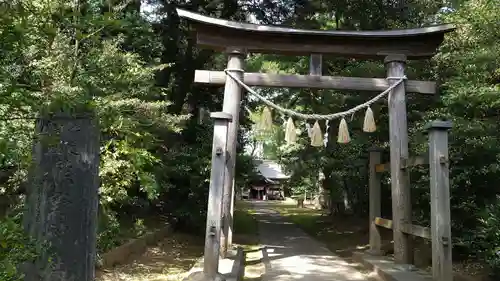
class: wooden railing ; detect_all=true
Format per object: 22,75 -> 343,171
368,120 -> 453,281
374,217 -> 431,240
374,153 -> 429,173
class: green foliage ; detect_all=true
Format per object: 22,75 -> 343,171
96,209 -> 123,253
1,0 -> 189,264
0,214 -> 39,281
96,208 -> 149,254
0,1 -> 260,278
0,2 -> 186,192
476,198 -> 500,277
155,123 -> 213,233
236,153 -> 259,191
5,0 -> 497,277
430,0 -> 500,274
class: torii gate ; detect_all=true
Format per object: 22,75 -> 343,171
176,8 -> 455,281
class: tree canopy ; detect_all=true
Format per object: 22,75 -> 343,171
0,0 -> 499,280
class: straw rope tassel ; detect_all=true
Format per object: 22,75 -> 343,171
337,118 -> 351,144
284,117 -> 297,144
363,106 -> 376,132
323,120 -> 330,147
310,121 -> 323,147
260,107 -> 273,130
305,123 -> 312,138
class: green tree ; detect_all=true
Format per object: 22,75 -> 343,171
431,0 -> 500,274
0,1 -> 184,280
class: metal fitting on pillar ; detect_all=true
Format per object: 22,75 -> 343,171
210,112 -> 233,123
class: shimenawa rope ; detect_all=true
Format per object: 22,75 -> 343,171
224,68 -> 406,145
224,68 -> 406,120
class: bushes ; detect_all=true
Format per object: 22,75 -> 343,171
96,209 -> 123,254
0,209 -> 154,280
96,206 -> 152,254
476,198 -> 500,277
432,0 -> 500,275
0,214 -> 39,281
0,1 -> 251,279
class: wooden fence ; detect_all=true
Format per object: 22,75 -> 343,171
368,120 -> 452,281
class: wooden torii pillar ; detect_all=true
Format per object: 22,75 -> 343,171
176,7 -> 455,278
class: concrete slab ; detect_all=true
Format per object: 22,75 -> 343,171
183,247 -> 244,281
353,252 -> 432,281
353,252 -> 477,281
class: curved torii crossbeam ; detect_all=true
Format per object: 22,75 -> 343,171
176,8 -> 455,59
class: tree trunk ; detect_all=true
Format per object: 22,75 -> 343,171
23,110 -> 99,281
342,178 -> 352,214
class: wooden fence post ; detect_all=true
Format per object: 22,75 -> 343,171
368,147 -> 383,255
204,112 -> 232,279
385,54 -> 413,265
426,120 -> 453,281
221,48 -> 246,258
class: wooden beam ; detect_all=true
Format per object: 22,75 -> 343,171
369,147 -> 383,255
310,54 -> 327,210
374,217 -> 431,240
402,154 -> 429,168
177,8 -> 455,59
194,70 -> 436,94
375,163 -> 389,173
204,112 -> 232,278
402,224 -> 431,240
426,120 -> 453,281
374,217 -> 393,229
386,54 -> 412,264
310,54 -> 322,76
220,49 -> 245,258
375,154 -> 429,173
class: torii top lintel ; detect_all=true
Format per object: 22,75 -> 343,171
176,8 -> 455,60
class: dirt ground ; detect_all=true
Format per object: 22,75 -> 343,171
96,202 -> 263,281
96,233 -> 204,281
96,200 -> 489,281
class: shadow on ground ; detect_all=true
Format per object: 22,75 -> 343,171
249,200 -> 379,281
96,233 -> 204,281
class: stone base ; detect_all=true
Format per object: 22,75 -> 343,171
353,251 -> 476,281
183,246 -> 245,281
353,252 -> 432,281
226,247 -> 239,258
365,249 -> 385,256
184,271 -> 226,281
